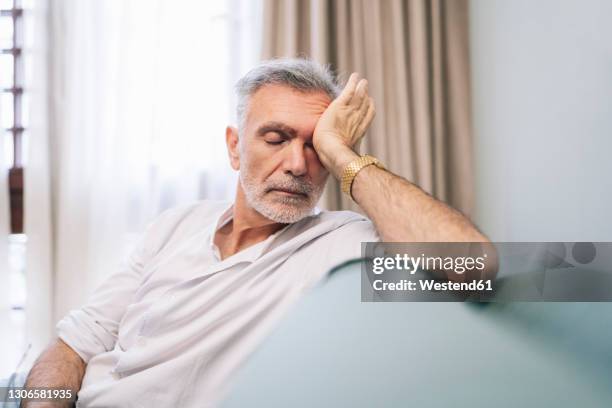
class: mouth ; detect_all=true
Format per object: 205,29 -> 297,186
269,188 -> 308,198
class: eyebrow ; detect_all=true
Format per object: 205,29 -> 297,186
255,121 -> 298,139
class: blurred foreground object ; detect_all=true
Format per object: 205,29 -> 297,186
223,261 -> 612,407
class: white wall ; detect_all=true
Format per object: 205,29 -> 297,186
470,0 -> 612,241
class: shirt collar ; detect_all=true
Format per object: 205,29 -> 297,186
207,202 -> 234,258
215,203 -> 235,232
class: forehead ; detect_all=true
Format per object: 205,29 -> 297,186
245,84 -> 332,131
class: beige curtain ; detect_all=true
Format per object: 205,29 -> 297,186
262,0 -> 474,216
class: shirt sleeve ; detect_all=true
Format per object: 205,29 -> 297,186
55,208 -> 179,363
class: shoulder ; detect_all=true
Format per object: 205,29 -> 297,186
316,209 -> 377,238
293,208 -> 379,246
153,199 -> 229,225
317,209 -> 368,223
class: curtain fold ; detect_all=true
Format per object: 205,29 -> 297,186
262,0 -> 474,216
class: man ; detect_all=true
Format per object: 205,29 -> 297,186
23,59 -> 489,407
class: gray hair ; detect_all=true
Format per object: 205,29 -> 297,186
235,58 -> 341,133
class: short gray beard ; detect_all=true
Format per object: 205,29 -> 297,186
240,170 -> 324,224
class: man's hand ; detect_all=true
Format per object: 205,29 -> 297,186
313,72 -> 375,178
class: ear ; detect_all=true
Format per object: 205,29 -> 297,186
226,126 -> 240,171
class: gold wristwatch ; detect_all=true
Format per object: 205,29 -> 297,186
340,154 -> 385,199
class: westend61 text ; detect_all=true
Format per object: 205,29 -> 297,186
372,279 -> 493,292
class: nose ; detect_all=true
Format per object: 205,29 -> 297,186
283,140 -> 308,177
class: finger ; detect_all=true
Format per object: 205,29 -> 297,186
353,91 -> 371,124
351,78 -> 369,107
337,73 -> 360,104
356,98 -> 376,135
365,97 -> 376,123
356,86 -> 371,116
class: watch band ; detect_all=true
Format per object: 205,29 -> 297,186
340,154 -> 385,199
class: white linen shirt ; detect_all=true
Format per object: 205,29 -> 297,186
56,200 -> 379,407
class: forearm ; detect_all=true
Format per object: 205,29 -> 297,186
352,165 -> 486,242
341,155 -> 497,280
21,339 -> 86,408
327,148 -> 487,243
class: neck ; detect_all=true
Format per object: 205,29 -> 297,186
214,185 -> 285,259
233,187 -> 286,236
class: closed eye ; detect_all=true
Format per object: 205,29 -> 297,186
263,130 -> 288,145
266,140 -> 285,145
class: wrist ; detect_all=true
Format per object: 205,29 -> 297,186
340,154 -> 385,200
318,144 -> 359,179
